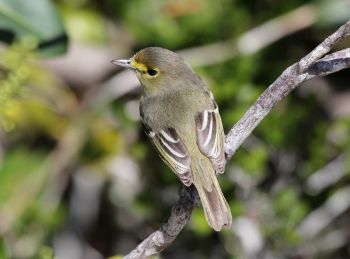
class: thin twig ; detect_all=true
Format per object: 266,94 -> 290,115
120,20 -> 350,259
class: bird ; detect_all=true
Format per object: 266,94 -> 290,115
112,47 -> 232,231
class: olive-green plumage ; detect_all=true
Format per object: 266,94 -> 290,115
112,47 -> 232,231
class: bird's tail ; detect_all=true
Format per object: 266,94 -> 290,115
192,157 -> 232,231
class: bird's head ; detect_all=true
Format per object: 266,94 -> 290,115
112,47 -> 192,93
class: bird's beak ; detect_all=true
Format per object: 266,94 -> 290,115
111,59 -> 136,70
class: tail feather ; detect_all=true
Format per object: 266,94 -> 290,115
192,159 -> 232,231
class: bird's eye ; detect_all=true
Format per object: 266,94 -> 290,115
147,69 -> 158,76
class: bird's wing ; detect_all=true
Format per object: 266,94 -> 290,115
142,123 -> 193,186
195,102 -> 226,173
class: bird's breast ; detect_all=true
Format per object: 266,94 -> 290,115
140,88 -> 208,134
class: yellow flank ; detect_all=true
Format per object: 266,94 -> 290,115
131,59 -> 147,72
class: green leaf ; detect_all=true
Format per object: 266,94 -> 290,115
0,0 -> 68,57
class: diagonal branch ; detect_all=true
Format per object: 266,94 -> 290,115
225,20 -> 350,159
121,186 -> 200,259
120,20 -> 350,259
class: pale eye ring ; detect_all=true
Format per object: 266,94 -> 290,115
147,69 -> 158,76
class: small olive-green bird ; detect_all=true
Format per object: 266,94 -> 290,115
112,47 -> 232,231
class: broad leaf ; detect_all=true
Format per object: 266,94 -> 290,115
0,0 -> 68,57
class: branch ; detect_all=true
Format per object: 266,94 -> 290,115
121,20 -> 350,259
122,186 -> 200,259
225,21 -> 350,159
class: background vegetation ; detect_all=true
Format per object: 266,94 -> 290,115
0,0 -> 349,258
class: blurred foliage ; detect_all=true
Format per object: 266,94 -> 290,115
60,5 -> 108,45
0,0 -> 349,259
0,39 -> 36,130
115,0 -> 249,48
